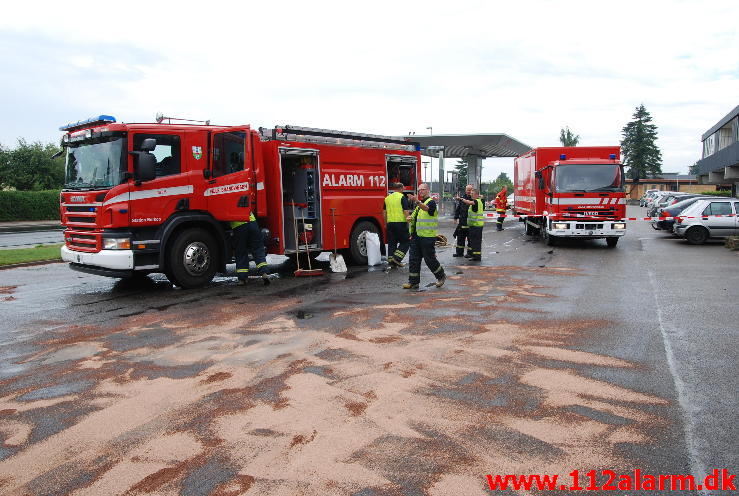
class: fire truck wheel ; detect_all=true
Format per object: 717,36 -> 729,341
349,221 -> 379,265
168,228 -> 218,288
606,237 -> 619,248
525,221 -> 537,235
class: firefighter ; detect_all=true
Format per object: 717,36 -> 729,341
456,188 -> 484,261
495,186 -> 508,231
231,212 -> 269,285
453,184 -> 474,258
403,183 -> 446,290
383,182 -> 411,267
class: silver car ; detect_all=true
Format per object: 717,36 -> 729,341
673,198 -> 739,244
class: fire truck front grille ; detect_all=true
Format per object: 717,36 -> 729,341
66,206 -> 97,213
67,216 -> 96,224
575,224 -> 604,230
65,230 -> 101,252
566,208 -> 616,217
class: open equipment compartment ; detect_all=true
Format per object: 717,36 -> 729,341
386,154 -> 417,193
280,149 -> 321,253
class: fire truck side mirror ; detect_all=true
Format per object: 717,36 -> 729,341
535,170 -> 545,190
133,152 -> 156,183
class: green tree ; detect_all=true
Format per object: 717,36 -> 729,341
559,126 -> 580,146
453,158 -> 470,192
620,104 -> 662,181
0,139 -> 65,190
688,161 -> 700,175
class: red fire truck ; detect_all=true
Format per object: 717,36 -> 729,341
513,146 -> 626,247
59,116 -> 420,287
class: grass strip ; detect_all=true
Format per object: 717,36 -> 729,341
0,244 -> 63,266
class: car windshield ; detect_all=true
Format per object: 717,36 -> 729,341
554,164 -> 624,193
64,136 -> 127,190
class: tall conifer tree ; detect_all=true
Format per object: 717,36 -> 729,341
620,104 -> 662,181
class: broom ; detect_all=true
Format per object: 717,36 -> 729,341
329,208 -> 347,272
292,201 -> 323,277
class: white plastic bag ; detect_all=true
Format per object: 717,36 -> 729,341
365,232 -> 382,266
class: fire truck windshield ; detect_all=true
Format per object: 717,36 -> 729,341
64,136 -> 127,190
554,164 -> 624,193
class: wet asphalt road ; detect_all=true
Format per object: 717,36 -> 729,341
0,206 -> 736,495
0,229 -> 64,249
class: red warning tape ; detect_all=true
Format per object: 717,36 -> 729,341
482,212 -> 737,221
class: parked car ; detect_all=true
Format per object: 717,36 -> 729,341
652,196 -> 721,231
673,198 -> 739,244
644,190 -> 675,209
639,189 -> 660,207
647,193 -> 695,217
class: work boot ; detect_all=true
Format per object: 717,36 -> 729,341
472,257 -> 481,261
464,253 -> 473,259
402,282 -> 419,289
435,274 -> 446,288
261,273 -> 271,286
452,253 -> 462,257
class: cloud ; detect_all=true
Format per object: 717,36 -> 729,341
0,0 -> 737,175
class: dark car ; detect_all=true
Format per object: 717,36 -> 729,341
652,196 -> 722,231
647,193 -> 695,217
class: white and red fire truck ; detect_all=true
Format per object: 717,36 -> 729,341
59,116 -> 420,287
513,146 -> 627,247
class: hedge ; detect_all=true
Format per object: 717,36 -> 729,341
0,190 -> 60,221
699,190 -> 734,197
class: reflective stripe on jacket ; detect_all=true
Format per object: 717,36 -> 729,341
230,212 -> 256,229
495,192 -> 507,212
411,198 -> 438,237
468,199 -> 484,227
384,191 -> 406,223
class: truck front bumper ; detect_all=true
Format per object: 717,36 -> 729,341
548,221 -> 626,238
61,246 -> 134,270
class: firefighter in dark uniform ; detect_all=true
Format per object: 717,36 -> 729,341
231,212 -> 269,285
383,182 -> 411,267
403,183 -> 446,290
495,186 -> 508,231
455,188 -> 484,261
453,184 -> 473,258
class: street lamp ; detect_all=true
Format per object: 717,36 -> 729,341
426,127 -> 432,135
422,161 -> 429,182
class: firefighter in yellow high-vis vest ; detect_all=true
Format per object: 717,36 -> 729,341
403,183 -> 446,290
231,212 -> 269,285
455,188 -> 484,261
383,182 -> 411,267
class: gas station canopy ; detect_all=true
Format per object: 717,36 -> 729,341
409,133 -> 531,158
396,133 -> 531,192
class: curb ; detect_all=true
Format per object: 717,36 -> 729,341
0,259 -> 64,270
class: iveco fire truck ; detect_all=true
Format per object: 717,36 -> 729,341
59,115 -> 420,288
513,146 -> 626,247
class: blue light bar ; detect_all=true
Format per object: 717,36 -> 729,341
610,153 -> 616,159
560,154 -> 566,160
59,115 -> 116,132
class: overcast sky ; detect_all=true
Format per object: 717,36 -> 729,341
1,0 -> 737,181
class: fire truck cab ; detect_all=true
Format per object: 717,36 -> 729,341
59,116 -> 420,288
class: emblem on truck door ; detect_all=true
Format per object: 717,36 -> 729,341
192,146 -> 202,160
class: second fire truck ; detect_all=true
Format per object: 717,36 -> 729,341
513,146 -> 627,247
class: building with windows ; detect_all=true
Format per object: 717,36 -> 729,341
696,105 -> 739,197
624,173 -> 707,199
